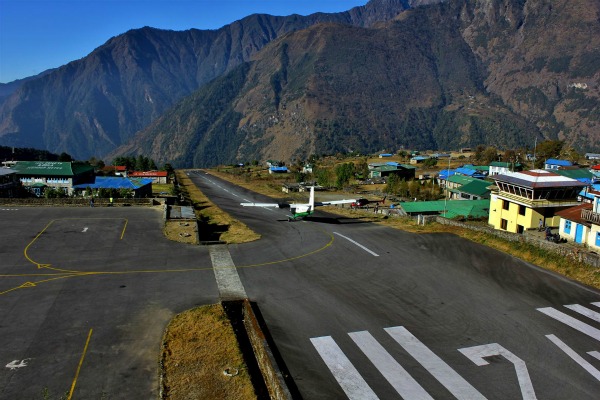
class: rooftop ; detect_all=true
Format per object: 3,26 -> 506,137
493,169 -> 588,189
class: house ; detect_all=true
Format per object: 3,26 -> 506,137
12,161 -> 95,196
489,161 -> 523,176
102,165 -> 128,176
269,166 -> 288,174
369,164 -> 416,180
410,156 -> 429,165
585,153 -> 600,160
129,170 -> 169,184
379,153 -> 393,158
554,168 -> 596,185
448,178 -> 492,200
557,186 -> 600,251
302,164 -> 314,174
454,165 -> 487,179
544,158 -> 573,170
0,167 -> 19,197
488,169 -> 587,234
437,169 -> 456,188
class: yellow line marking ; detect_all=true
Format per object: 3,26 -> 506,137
120,219 -> 128,240
67,328 -> 93,400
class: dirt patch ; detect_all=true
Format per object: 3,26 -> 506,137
163,220 -> 198,245
160,304 -> 257,400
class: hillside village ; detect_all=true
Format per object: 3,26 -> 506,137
2,142 -> 600,255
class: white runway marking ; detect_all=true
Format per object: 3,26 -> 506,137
209,245 -> 247,301
592,302 -> 600,309
310,336 -> 379,400
385,326 -> 486,400
459,343 -> 537,400
546,334 -> 600,381
349,330 -> 433,399
588,351 -> 600,361
333,232 -> 379,257
565,304 -> 600,323
537,307 -> 600,342
82,227 -> 88,233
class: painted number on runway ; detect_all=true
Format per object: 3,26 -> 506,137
5,359 -> 30,370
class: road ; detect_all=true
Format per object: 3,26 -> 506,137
188,171 -> 600,400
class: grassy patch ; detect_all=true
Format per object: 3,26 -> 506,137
175,170 -> 260,244
160,304 -> 256,400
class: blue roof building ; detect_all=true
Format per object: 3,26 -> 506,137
545,158 -> 573,170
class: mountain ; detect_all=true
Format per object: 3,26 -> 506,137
0,0 -> 431,160
115,0 -> 600,167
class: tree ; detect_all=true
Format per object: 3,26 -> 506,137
335,163 -> 355,189
534,140 -> 564,168
58,152 -> 73,162
482,147 -> 499,164
423,157 -> 438,168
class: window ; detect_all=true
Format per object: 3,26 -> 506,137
518,205 -> 526,216
596,232 -> 600,247
565,220 -> 572,235
501,219 -> 508,230
517,225 -> 524,234
503,200 -> 510,210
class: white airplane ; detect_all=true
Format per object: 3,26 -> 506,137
241,186 -> 357,221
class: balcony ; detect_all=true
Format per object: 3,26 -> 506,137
582,209 -> 600,225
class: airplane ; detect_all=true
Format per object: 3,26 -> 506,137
351,196 -> 386,209
241,186 -> 357,221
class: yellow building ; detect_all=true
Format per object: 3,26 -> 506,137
488,169 -> 586,233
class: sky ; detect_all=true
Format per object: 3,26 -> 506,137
0,0 -> 368,83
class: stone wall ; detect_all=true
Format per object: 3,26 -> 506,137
242,299 -> 292,400
0,197 -> 158,206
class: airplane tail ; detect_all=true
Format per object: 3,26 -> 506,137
309,186 -> 315,212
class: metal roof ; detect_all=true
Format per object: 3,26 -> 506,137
454,180 -> 492,196
493,169 -> 587,189
0,167 -> 16,176
73,176 -> 152,190
545,158 -> 573,166
399,199 -> 490,218
12,161 -> 93,176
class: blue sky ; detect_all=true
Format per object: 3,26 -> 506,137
0,0 -> 368,83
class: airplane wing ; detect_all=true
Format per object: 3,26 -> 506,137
240,202 -> 290,208
315,199 -> 356,206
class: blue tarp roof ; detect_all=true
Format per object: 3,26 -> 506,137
579,184 -> 600,200
546,158 -> 573,166
73,176 -> 152,190
438,169 -> 456,180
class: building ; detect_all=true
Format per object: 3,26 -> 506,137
129,171 -> 169,184
544,158 -> 573,170
397,199 -> 490,219
12,161 -> 94,196
488,170 -> 587,233
585,153 -> 600,160
489,161 -> 523,176
269,166 -> 288,174
0,167 -> 19,197
369,163 -> 416,180
73,176 -> 153,197
557,187 -> 600,251
455,165 -> 488,179
448,178 -> 492,200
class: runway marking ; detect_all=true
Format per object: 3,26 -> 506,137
82,227 -> 88,233
592,302 -> 600,309
459,343 -> 537,400
5,359 -> 31,370
310,336 -> 379,400
348,330 -> 433,399
68,328 -> 93,400
546,334 -> 600,382
333,232 -> 379,257
588,351 -> 600,361
385,326 -> 486,400
537,307 -> 600,342
565,304 -> 600,323
209,245 -> 247,300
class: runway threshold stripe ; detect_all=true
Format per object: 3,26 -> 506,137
349,331 -> 433,399
333,232 -> 379,257
546,334 -> 600,382
385,326 -> 486,400
310,336 -> 379,400
591,302 -> 600,309
209,245 -> 247,301
565,304 -> 600,323
537,307 -> 600,342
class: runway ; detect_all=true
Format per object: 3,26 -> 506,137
189,170 -> 600,399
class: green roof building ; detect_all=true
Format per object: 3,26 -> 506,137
398,199 -> 491,219
13,161 -> 94,196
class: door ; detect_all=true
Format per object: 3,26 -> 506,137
575,224 -> 584,243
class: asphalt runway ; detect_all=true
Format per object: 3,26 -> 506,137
188,171 -> 600,400
0,206 -> 217,399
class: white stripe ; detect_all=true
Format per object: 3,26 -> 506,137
591,302 -> 600,309
209,245 -> 247,300
349,331 -> 433,400
546,334 -> 600,381
334,232 -> 379,257
537,307 -> 600,342
565,304 -> 600,323
310,336 -> 379,400
587,351 -> 600,361
385,326 -> 486,400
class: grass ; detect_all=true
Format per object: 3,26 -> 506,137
160,305 -> 256,400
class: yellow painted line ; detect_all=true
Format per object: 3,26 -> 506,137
120,219 -> 128,240
23,220 -> 55,268
0,274 -> 80,296
67,328 -> 93,400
